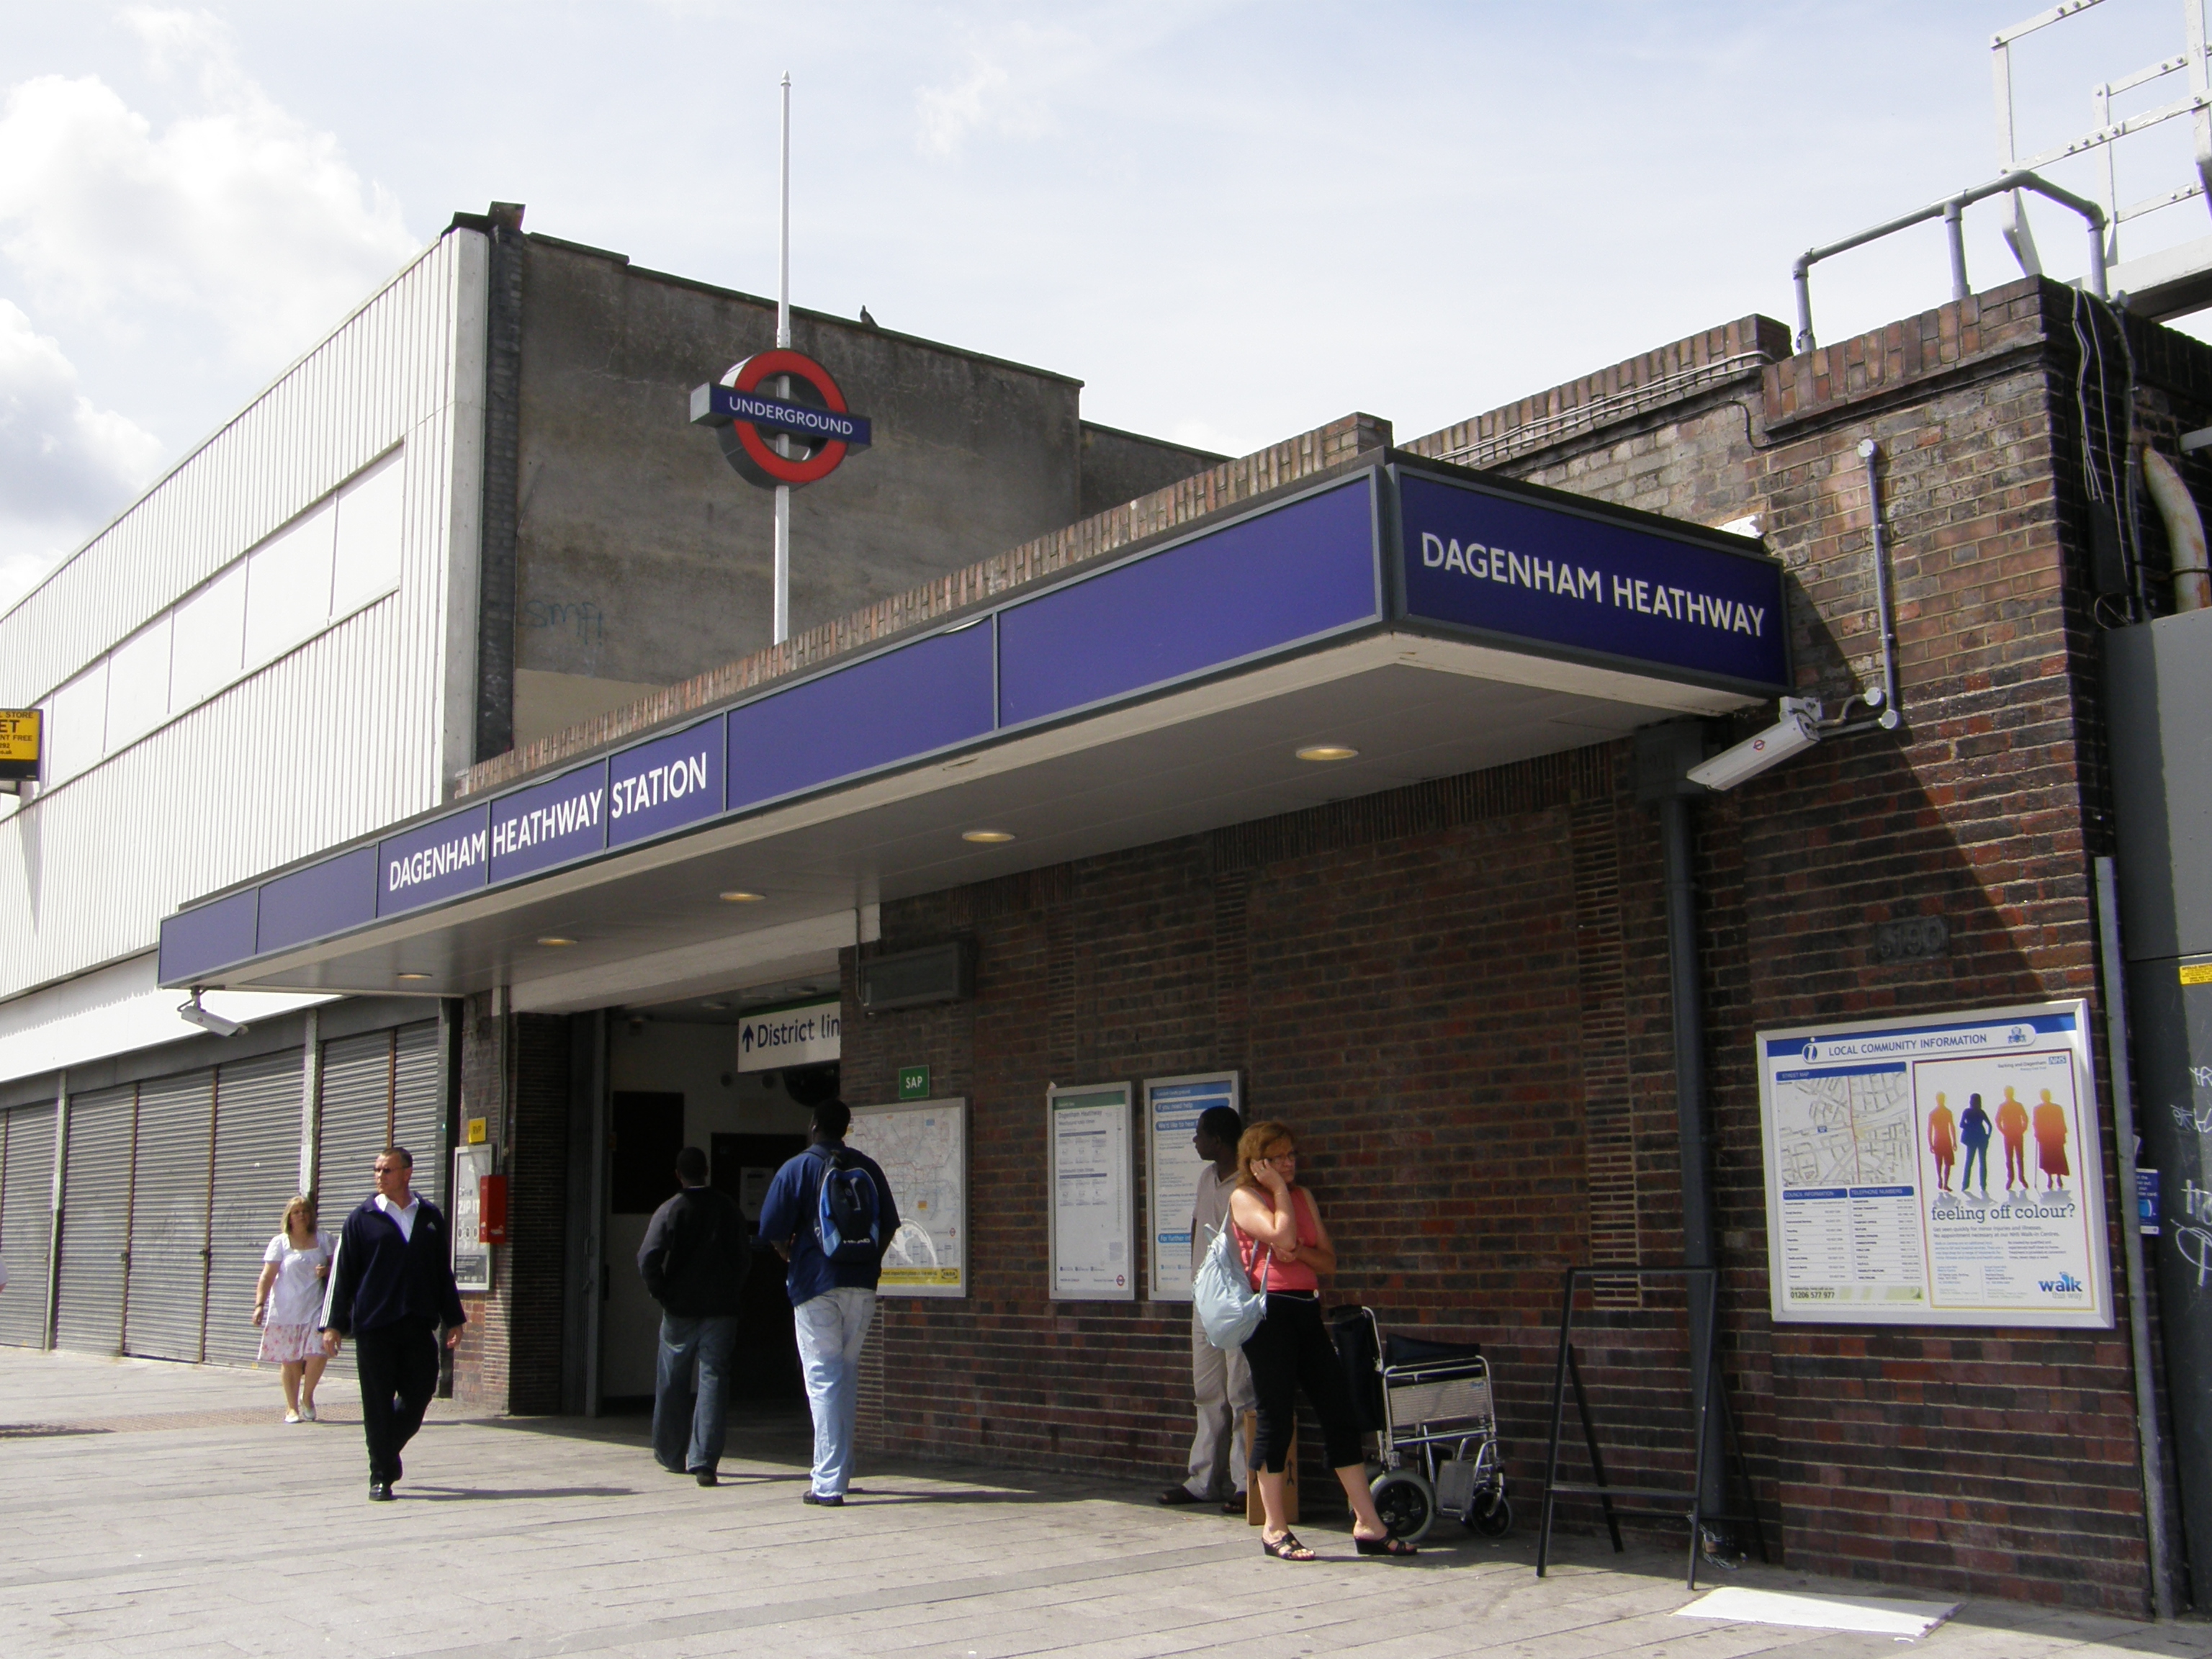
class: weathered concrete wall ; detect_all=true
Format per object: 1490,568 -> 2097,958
1078,421 -> 1221,519
508,235 -> 1092,746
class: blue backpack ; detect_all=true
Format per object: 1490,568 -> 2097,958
813,1147 -> 881,1264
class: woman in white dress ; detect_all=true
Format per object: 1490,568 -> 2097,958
253,1196 -> 334,1423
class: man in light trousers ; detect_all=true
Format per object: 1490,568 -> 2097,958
757,1099 -> 899,1506
1161,1104 -> 1254,1511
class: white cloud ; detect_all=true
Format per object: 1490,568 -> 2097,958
0,11 -> 419,372
916,54 -> 1014,156
0,297 -> 163,612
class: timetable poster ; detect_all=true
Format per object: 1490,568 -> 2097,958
1756,1001 -> 2111,1328
1048,1083 -> 1134,1300
1145,1072 -> 1239,1302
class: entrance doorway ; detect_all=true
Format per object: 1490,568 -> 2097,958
595,997 -> 837,1412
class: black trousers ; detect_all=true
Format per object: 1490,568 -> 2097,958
1241,1292 -> 1364,1474
354,1318 -> 440,1484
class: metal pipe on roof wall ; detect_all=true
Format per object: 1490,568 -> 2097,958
2139,444 -> 2209,611
1944,200 -> 1970,300
1858,441 -> 1905,728
1792,166 -> 2109,352
2093,857 -> 2178,1622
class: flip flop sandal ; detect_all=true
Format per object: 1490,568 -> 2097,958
1262,1531 -> 1316,1561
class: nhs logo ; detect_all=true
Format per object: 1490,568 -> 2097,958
2038,1272 -> 2085,1295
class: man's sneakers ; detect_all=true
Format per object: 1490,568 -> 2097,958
801,1491 -> 843,1507
1158,1485 -> 1203,1506
694,1470 -> 718,1487
368,1480 -> 394,1502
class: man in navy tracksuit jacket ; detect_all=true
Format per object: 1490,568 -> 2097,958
320,1145 -> 467,1500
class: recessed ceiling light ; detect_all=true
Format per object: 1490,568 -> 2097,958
702,1001 -> 729,1011
537,935 -> 577,947
719,889 -> 765,903
395,972 -> 432,981
962,829 -> 1016,844
1295,745 -> 1359,762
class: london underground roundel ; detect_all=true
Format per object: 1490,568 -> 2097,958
688,349 -> 873,490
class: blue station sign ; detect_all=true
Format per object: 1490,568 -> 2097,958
158,456 -> 1790,990
1396,470 -> 1788,694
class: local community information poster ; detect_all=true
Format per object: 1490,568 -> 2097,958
1049,1082 -> 1134,1300
848,1099 -> 967,1298
1145,1072 -> 1239,1302
1756,1000 -> 2112,1328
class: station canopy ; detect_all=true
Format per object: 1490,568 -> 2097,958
160,457 -> 1790,1013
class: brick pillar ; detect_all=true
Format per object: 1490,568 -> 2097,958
449,1000 -> 570,1413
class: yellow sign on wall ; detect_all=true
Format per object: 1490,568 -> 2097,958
0,709 -> 40,783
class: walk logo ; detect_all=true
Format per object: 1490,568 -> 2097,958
2038,1272 -> 2085,1295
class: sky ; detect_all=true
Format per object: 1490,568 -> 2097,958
4,0 -> 2210,612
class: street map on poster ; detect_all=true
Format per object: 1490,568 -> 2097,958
1050,1082 -> 1134,1300
1758,1000 -> 2110,1328
1145,1072 -> 1238,1301
848,1099 -> 966,1298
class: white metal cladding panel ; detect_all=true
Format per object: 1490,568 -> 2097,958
392,1022 -> 444,1185
206,1049 -> 305,1367
0,1106 -> 55,1346
125,1071 -> 215,1362
53,1085 -> 135,1357
315,1030 -> 395,1380
0,234 -> 473,704
0,230 -> 484,1003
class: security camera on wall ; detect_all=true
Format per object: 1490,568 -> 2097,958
176,992 -> 246,1038
1688,698 -> 1823,792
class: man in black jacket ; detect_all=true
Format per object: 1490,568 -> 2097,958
637,1146 -> 752,1485
320,1146 -> 467,1501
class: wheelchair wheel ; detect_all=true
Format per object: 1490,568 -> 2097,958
1465,1485 -> 1512,1538
1370,1470 -> 1437,1543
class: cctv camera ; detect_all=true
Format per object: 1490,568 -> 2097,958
177,993 -> 246,1039
1687,698 -> 1822,793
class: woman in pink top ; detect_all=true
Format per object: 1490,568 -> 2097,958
1228,1120 -> 1414,1561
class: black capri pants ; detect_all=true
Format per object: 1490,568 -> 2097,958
1240,1291 -> 1364,1473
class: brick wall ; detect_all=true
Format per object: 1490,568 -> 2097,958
449,1001 -> 570,1413
833,282 -> 2212,1616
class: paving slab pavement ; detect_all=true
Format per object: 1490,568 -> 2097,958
1,1345 -> 2206,1659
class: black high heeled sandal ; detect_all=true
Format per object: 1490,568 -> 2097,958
1354,1532 -> 1418,1557
1262,1530 -> 1316,1560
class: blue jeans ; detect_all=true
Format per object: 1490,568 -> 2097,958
654,1313 -> 739,1474
791,1286 -> 875,1496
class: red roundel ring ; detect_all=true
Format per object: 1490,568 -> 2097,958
724,349 -> 850,486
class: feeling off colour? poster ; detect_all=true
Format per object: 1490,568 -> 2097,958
1755,1000 -> 2112,1328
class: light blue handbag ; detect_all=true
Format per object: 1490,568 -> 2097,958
1192,1222 -> 1269,1349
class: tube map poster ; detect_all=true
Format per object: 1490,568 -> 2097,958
847,1099 -> 966,1298
1756,1001 -> 2112,1328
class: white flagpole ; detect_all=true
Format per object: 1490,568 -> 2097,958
773,71 -> 793,646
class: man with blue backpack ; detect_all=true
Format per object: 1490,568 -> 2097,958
756,1098 -> 899,1506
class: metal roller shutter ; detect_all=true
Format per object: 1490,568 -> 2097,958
392,1022 -> 445,1197
0,1107 -> 57,1348
53,1086 -> 136,1356
315,1032 -> 397,1380
206,1050 -> 305,1367
126,1071 -> 215,1362
317,1031 -> 396,1225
